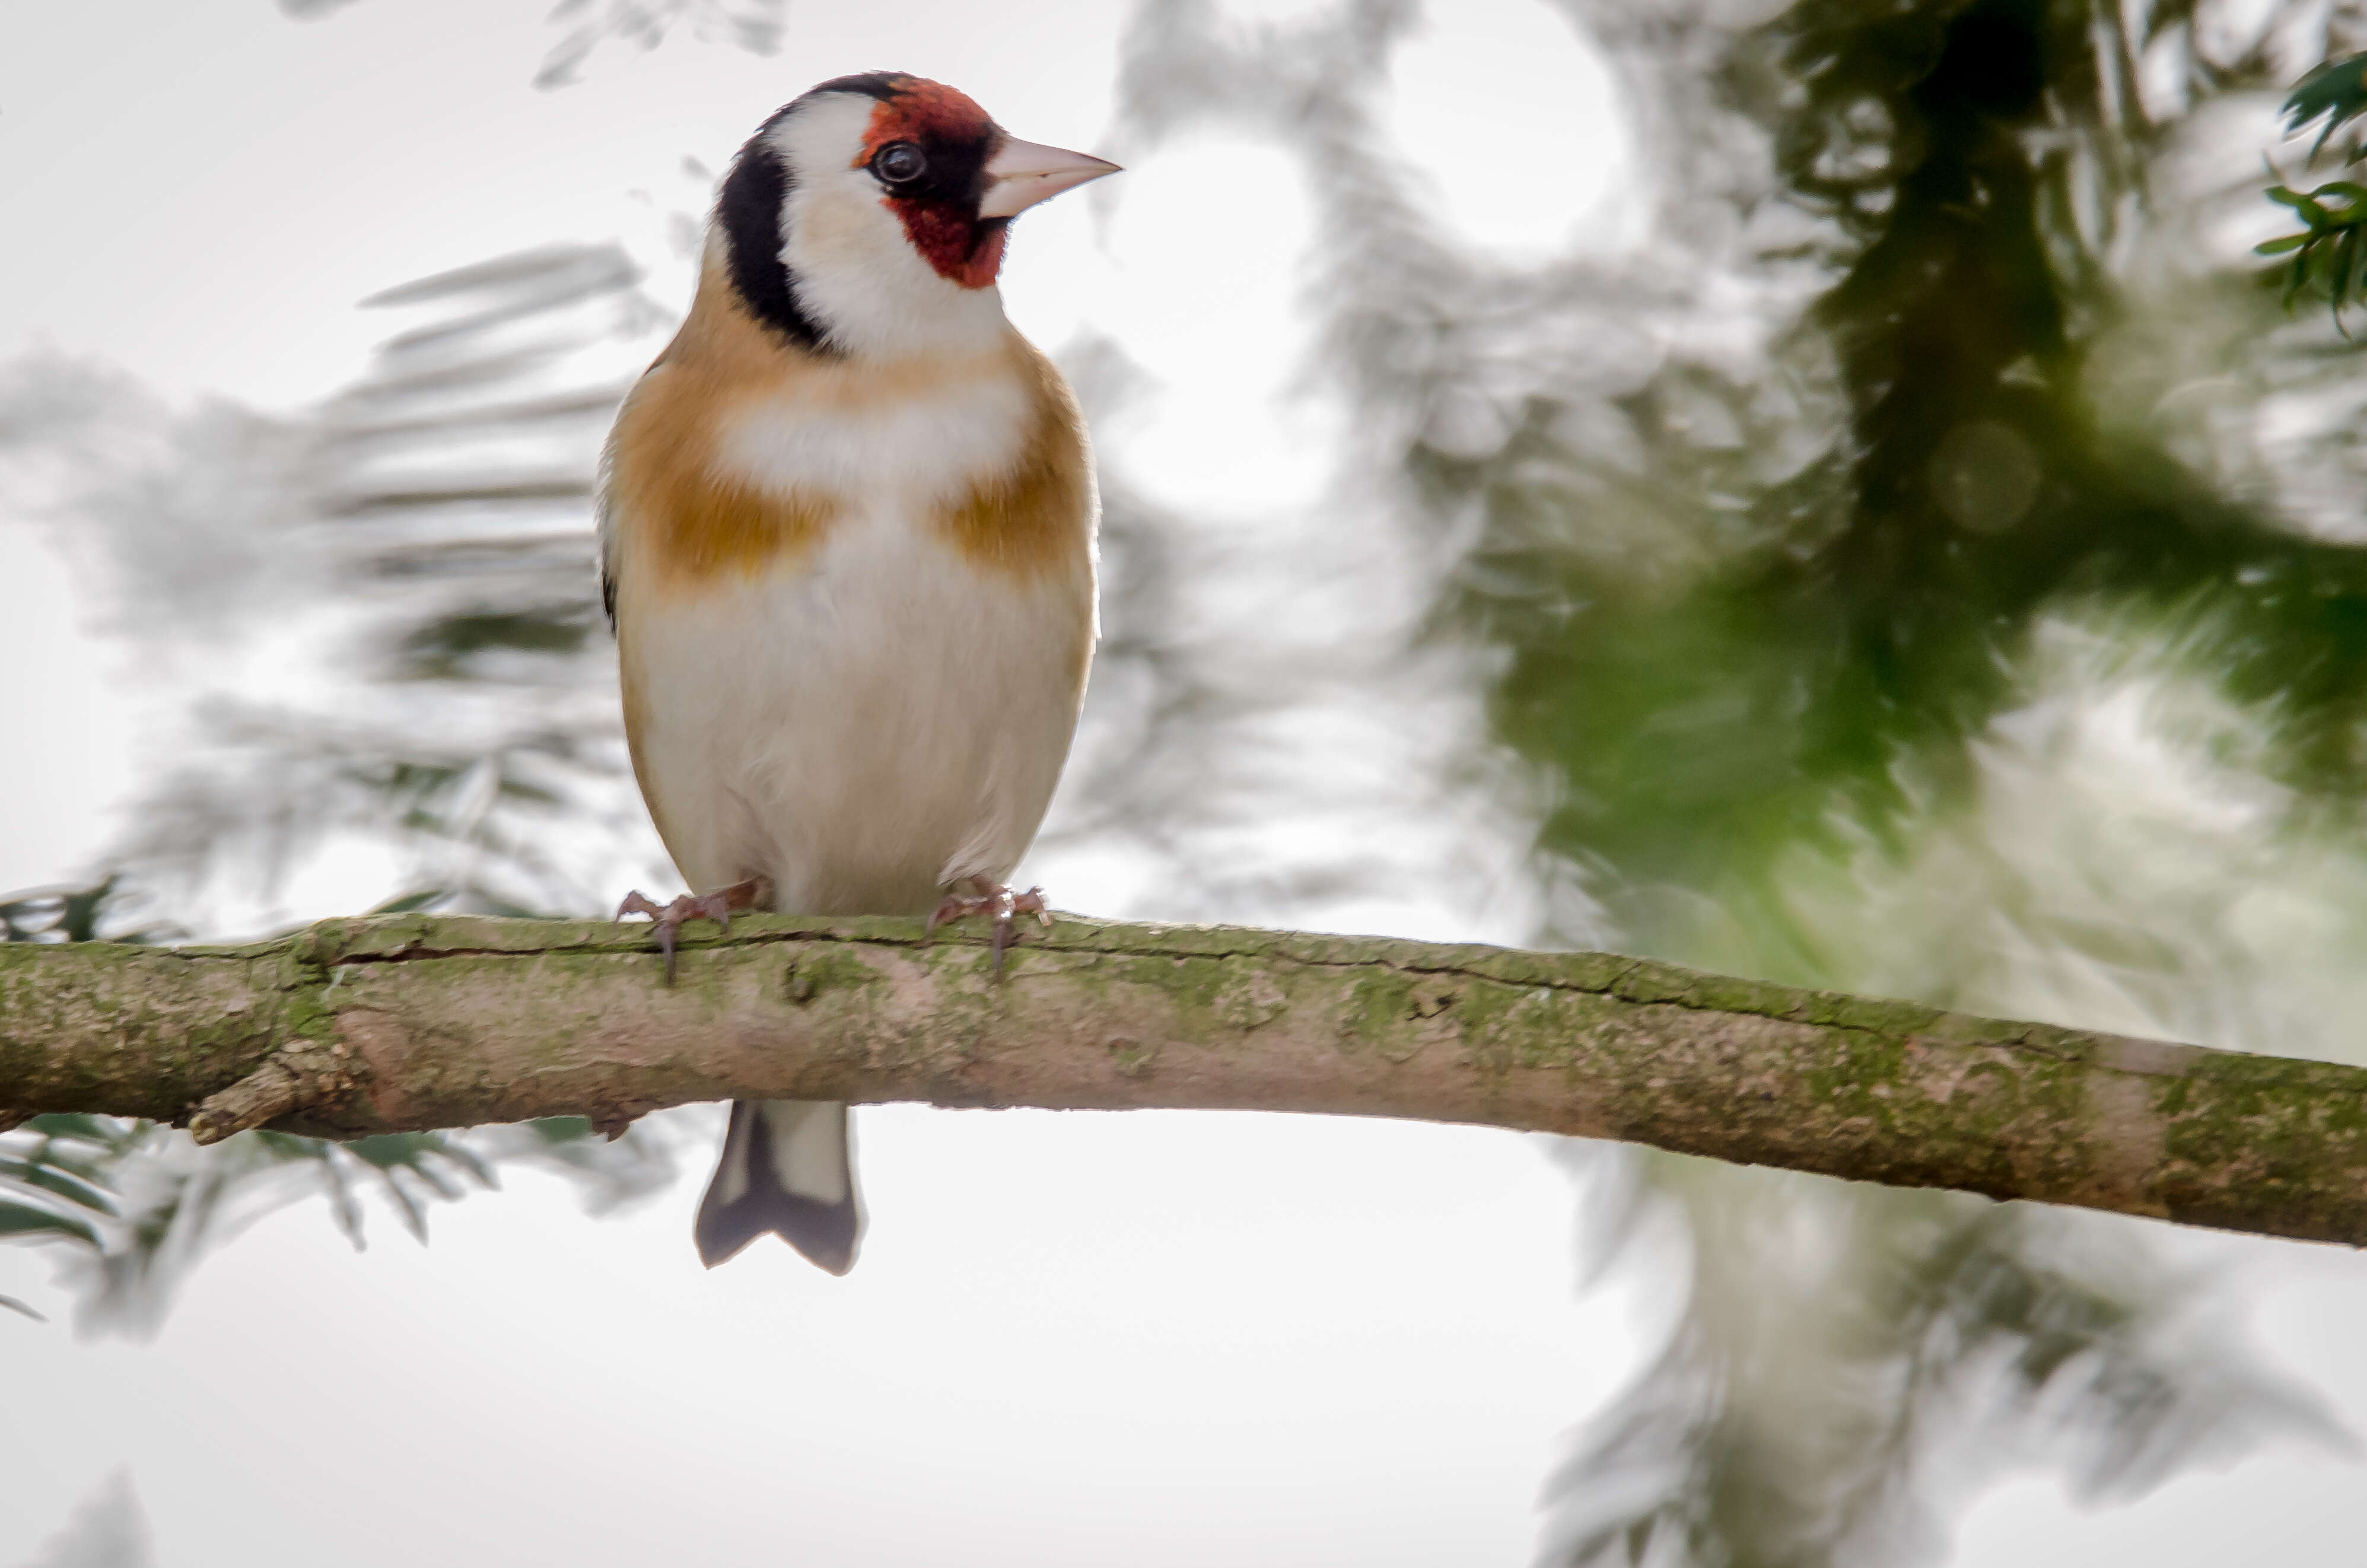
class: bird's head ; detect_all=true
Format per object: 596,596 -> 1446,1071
717,72 -> 1119,360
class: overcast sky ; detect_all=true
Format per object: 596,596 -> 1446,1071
3,3 -> 2363,1565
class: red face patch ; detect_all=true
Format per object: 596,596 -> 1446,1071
854,80 -> 1008,291
887,202 -> 1007,290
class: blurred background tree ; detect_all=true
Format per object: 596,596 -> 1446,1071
8,0 -> 2367,1561
1167,0 -> 2367,1559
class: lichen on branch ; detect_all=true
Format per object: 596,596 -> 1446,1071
4,912 -> 2365,1246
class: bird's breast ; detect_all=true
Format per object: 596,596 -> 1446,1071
715,371 -> 1034,511
610,335 -> 1090,595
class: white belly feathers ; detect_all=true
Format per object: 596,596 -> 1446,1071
622,373 -> 1093,918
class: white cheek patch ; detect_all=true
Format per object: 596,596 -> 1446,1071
714,374 -> 1033,505
763,94 -> 1010,362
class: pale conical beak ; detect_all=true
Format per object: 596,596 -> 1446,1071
978,137 -> 1121,220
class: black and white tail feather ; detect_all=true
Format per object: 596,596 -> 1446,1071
693,1099 -> 864,1273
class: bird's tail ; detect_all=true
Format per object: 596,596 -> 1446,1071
693,1099 -> 863,1273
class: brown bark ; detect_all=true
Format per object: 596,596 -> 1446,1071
4,911 -> 2365,1245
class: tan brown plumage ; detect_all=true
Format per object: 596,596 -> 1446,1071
937,340 -> 1096,582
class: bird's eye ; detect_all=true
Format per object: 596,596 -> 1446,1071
871,142 -> 928,185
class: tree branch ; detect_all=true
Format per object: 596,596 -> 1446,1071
4,912 -> 2364,1245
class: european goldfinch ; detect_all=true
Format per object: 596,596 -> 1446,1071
598,74 -> 1116,1274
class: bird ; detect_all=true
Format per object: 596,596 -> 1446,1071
597,72 -> 1116,1274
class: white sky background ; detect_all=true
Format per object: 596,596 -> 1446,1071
1,1 -> 2363,1564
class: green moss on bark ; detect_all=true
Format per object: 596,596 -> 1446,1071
5,913 -> 2367,1247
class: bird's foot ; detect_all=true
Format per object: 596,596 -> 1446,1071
616,877 -> 769,984
927,877 -> 1052,977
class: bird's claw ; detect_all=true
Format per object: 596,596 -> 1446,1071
616,878 -> 767,984
927,880 -> 1051,977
